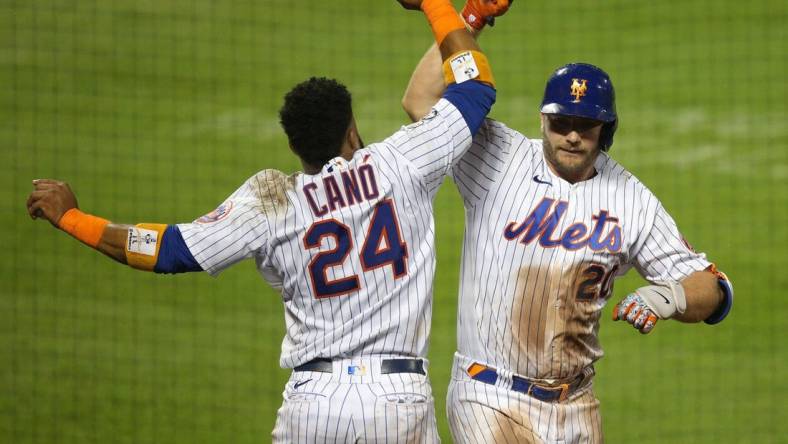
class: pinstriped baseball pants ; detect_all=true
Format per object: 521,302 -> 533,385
447,353 -> 603,444
272,357 -> 440,443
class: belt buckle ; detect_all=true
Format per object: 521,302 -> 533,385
528,382 -> 570,402
557,383 -> 570,402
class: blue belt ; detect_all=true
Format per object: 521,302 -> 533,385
467,362 -> 587,403
294,358 -> 425,375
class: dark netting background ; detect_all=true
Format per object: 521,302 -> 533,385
2,1 -> 785,442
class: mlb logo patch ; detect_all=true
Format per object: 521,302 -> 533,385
347,365 -> 367,376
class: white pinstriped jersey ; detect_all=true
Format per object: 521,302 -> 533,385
179,99 -> 471,369
451,119 -> 711,380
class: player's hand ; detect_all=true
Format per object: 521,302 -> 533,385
26,179 -> 79,226
462,0 -> 513,30
611,282 -> 687,334
396,0 -> 423,11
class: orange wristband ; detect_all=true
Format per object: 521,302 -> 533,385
57,208 -> 110,248
421,0 -> 465,46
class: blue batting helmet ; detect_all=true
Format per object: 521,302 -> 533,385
540,63 -> 618,150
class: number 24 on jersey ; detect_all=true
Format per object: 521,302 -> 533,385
303,199 -> 408,299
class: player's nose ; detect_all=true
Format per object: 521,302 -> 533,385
566,130 -> 581,145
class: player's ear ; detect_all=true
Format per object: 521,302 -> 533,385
346,117 -> 362,151
539,113 -> 546,132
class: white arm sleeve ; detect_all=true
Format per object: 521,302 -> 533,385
383,98 -> 471,197
631,202 -> 711,282
177,179 -> 270,276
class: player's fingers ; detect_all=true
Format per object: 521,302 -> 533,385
612,297 -> 633,321
28,200 -> 46,219
640,314 -> 659,334
612,301 -> 627,320
626,305 -> 643,324
26,192 -> 38,209
32,179 -> 62,188
632,309 -> 651,330
26,190 -> 52,213
620,296 -> 638,319
28,189 -> 50,201
33,182 -> 60,191
622,303 -> 636,322
611,303 -> 621,320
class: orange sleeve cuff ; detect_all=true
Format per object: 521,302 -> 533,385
57,208 -> 110,248
422,0 -> 466,46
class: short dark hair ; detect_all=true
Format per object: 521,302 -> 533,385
279,77 -> 353,168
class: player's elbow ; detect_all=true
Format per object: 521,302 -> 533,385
674,270 -> 731,323
401,90 -> 430,123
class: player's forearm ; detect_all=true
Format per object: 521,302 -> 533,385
403,21 -> 484,122
438,27 -> 481,60
58,209 -> 201,274
675,271 -> 724,323
402,43 -> 444,122
96,224 -> 133,264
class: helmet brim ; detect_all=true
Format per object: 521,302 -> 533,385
540,102 -> 616,123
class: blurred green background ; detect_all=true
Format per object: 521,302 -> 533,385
1,1 -> 785,442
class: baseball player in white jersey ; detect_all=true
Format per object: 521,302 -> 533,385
26,1 -> 500,441
402,1 -> 734,442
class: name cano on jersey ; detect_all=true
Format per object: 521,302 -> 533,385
302,163 -> 380,217
503,197 -> 622,253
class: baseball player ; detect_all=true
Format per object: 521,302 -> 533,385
25,1 -> 499,441
401,1 -> 734,442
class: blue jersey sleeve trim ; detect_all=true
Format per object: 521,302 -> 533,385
154,225 -> 203,274
441,81 -> 496,136
704,278 -> 733,325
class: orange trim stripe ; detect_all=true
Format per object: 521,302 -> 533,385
467,363 -> 487,377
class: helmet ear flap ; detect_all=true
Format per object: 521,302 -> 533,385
599,119 -> 618,151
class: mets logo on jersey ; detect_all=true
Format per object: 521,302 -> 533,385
196,200 -> 234,224
503,197 -> 622,253
570,78 -> 588,103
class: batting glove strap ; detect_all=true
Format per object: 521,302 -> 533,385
704,277 -> 733,325
634,281 -> 687,319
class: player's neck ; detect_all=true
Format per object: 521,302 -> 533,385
301,161 -> 321,175
299,145 -> 357,175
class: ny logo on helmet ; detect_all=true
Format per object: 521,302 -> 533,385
570,78 -> 588,103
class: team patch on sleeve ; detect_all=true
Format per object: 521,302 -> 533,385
196,200 -> 234,224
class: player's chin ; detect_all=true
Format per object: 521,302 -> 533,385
555,152 -> 590,171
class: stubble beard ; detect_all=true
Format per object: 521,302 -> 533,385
542,137 -> 598,183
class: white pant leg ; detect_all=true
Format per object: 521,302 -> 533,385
272,357 -> 439,444
360,372 -> 439,443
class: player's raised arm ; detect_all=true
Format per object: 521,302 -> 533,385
402,0 -> 512,122
26,179 -> 202,274
398,0 -> 504,135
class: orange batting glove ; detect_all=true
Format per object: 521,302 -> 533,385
462,0 -> 513,30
